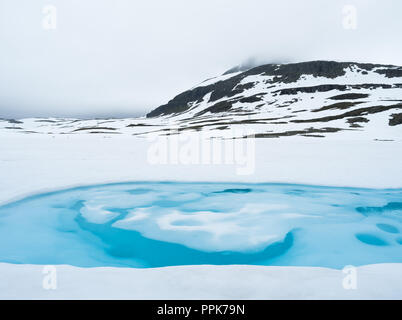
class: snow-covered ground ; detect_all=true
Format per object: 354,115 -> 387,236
1,132 -> 402,205
0,131 -> 401,299
1,263 -> 401,300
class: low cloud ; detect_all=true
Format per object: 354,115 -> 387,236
0,0 -> 401,118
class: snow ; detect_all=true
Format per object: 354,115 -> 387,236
0,131 -> 401,298
1,132 -> 402,207
0,263 -> 401,299
2,65 -> 401,141
0,63 -> 401,299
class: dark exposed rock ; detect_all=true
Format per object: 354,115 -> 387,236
291,104 -> 402,124
329,93 -> 369,100
7,119 -> 23,124
349,123 -> 363,128
195,101 -> 234,116
301,134 -> 325,138
250,127 -> 344,138
188,118 -> 233,125
127,123 -> 158,127
239,94 -> 264,103
389,113 -> 402,126
312,101 -> 364,112
347,117 -> 370,124
193,93 -> 264,116
274,84 -> 395,96
73,127 -> 117,132
153,116 -> 296,134
215,126 -> 229,130
35,119 -> 57,123
254,61 -> 349,82
273,84 -> 349,95
375,68 -> 402,78
88,131 -> 121,134
147,86 -> 214,117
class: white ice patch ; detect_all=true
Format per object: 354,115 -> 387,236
80,204 -> 119,224
110,200 -> 319,252
113,208 -> 150,224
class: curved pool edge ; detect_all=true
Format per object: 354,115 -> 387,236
2,179 -> 402,208
1,181 -> 401,269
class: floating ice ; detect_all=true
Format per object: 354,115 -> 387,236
0,182 -> 401,268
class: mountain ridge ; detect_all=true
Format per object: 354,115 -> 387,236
1,60 -> 401,140
147,60 -> 402,118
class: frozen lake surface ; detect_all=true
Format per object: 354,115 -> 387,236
0,182 -> 401,269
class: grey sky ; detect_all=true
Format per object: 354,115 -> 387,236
0,0 -> 401,118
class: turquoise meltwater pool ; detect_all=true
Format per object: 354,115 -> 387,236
0,182 -> 401,269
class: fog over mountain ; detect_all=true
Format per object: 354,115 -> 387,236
0,0 -> 401,118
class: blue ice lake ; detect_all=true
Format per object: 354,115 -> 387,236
0,182 -> 401,269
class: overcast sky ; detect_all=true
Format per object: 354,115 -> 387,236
0,0 -> 401,118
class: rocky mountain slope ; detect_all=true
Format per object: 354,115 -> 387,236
143,60 -> 402,139
1,61 -> 402,140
